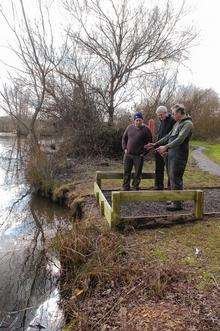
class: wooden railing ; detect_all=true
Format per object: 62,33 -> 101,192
94,171 -> 204,228
95,170 -> 155,189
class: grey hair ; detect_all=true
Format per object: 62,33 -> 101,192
156,105 -> 168,114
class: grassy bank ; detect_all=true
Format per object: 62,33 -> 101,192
28,145 -> 220,329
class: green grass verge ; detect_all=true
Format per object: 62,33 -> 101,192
135,218 -> 220,287
191,140 -> 220,165
205,145 -> 220,165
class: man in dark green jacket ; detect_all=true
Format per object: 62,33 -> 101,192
147,104 -> 193,211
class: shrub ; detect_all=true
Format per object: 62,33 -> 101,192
59,123 -> 125,159
26,148 -> 58,196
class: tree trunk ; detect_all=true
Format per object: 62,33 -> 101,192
108,104 -> 114,126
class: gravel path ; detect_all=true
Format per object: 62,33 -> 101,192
192,147 -> 220,176
103,189 -> 220,218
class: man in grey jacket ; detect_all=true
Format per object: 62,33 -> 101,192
147,104 -> 193,211
154,105 -> 175,190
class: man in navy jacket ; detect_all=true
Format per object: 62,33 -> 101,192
122,112 -> 152,190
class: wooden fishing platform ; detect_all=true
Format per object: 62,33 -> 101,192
94,171 -> 206,228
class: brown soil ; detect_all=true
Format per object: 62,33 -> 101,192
72,285 -> 220,330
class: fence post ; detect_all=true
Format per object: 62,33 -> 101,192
111,192 -> 121,228
100,200 -> 104,216
195,190 -> 204,219
96,171 -> 102,189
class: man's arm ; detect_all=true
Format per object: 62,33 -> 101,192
165,122 -> 193,149
154,131 -> 172,147
156,122 -> 193,156
143,127 -> 153,155
122,127 -> 128,151
145,128 -> 172,150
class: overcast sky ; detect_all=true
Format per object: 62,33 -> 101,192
178,0 -> 220,92
0,0 -> 220,94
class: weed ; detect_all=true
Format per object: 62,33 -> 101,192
153,247 -> 168,262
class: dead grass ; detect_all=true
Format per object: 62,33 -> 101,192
26,148 -> 58,196
54,215 -> 220,330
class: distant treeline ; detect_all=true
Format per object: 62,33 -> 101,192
0,116 -> 15,133
0,115 -> 55,137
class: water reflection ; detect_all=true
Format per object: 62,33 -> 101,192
0,137 -> 70,330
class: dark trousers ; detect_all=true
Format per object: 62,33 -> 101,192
167,155 -> 188,207
123,153 -> 144,190
168,157 -> 188,190
155,153 -> 170,190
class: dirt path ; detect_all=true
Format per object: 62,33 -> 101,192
192,146 -> 220,176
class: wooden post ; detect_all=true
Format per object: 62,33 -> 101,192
94,182 -> 99,202
100,200 -> 104,216
195,190 -> 204,219
111,192 -> 121,227
96,171 -> 102,189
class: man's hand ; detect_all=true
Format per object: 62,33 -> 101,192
156,145 -> 168,156
145,143 -> 155,150
124,149 -> 127,154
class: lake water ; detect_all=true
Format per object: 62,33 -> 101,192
0,137 -> 70,330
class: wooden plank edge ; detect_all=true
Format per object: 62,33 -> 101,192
117,214 -> 196,228
204,212 -> 220,217
120,213 -> 193,222
117,212 -> 220,226
95,171 -> 155,179
119,190 -> 198,202
186,186 -> 220,190
102,186 -> 220,192
94,182 -> 113,225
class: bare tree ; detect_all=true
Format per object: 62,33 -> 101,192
0,0 -> 67,143
63,0 -> 197,124
175,85 -> 220,138
139,66 -> 179,120
0,80 -> 31,135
